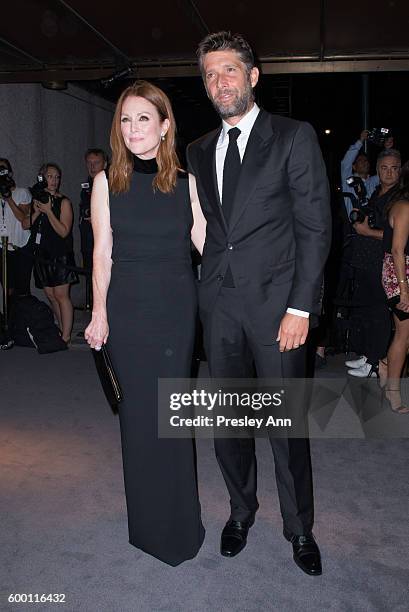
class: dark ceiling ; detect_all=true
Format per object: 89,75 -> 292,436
1,0 -> 409,84
2,1 -> 409,179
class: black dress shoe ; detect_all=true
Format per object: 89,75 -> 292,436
284,531 -> 322,576
220,519 -> 254,557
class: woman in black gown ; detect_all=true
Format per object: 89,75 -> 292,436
85,81 -> 207,565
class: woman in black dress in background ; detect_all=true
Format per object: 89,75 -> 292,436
85,81 -> 206,565
28,163 -> 77,343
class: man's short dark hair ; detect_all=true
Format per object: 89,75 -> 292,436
352,152 -> 369,168
85,148 -> 108,163
197,31 -> 255,76
376,148 -> 401,167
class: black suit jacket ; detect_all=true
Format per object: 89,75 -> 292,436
187,109 -> 331,345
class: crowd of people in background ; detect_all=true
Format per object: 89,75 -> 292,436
1,127 -> 409,409
334,130 -> 409,412
0,149 -> 107,345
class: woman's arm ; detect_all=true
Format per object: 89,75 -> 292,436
189,173 -> 206,255
84,171 -> 112,348
390,201 -> 409,311
22,201 -> 41,230
40,196 -> 73,238
4,196 -> 29,223
20,203 -> 36,230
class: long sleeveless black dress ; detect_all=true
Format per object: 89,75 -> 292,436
107,156 -> 205,566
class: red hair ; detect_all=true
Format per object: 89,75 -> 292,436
109,80 -> 179,194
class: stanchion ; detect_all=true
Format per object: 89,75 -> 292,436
1,235 -> 9,332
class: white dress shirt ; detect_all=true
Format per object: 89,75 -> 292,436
0,187 -> 31,250
215,103 -> 309,319
216,102 -> 260,199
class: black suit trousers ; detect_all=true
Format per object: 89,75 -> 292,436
203,287 -> 314,535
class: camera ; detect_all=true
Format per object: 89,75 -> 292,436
347,176 -> 377,228
0,168 -> 15,199
349,208 -> 377,226
346,176 -> 368,205
367,127 -> 392,147
29,175 -> 50,204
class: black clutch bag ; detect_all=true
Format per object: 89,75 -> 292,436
91,344 -> 123,412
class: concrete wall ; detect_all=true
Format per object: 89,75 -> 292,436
0,82 -> 114,305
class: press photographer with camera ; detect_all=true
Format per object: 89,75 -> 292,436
79,148 -> 108,273
23,163 -> 78,344
79,149 -> 108,309
346,149 -> 401,378
341,128 -> 394,216
0,157 -> 32,296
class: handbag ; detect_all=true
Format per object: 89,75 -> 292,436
91,344 -> 123,412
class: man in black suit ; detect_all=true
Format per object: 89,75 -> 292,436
187,32 -> 331,576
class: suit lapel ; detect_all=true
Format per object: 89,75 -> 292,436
228,110 -> 276,234
198,128 -> 228,233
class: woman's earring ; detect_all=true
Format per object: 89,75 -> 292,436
161,133 -> 165,141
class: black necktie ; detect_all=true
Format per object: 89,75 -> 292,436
222,127 -> 241,224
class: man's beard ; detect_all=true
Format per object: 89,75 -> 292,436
210,81 -> 254,120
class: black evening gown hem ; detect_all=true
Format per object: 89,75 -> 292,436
128,527 -> 206,567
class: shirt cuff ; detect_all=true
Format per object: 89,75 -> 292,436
286,308 -> 309,318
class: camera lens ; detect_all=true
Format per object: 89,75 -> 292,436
350,210 -> 365,224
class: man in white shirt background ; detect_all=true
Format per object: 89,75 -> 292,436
0,157 -> 32,298
341,129 -> 394,216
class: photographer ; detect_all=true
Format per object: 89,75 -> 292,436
79,149 -> 107,309
341,129 -> 394,215
0,157 -> 32,296
79,148 -> 108,273
347,149 -> 401,378
25,163 -> 78,344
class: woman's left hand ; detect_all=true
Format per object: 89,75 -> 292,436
396,292 -> 409,312
84,311 -> 109,349
37,199 -> 52,215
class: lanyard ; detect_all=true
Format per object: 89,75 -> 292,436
34,195 -> 55,245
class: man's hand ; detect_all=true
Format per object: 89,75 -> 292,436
353,214 -> 371,236
360,130 -> 369,142
276,313 -> 309,352
352,213 -> 384,240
